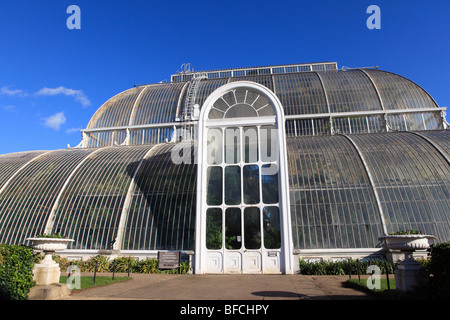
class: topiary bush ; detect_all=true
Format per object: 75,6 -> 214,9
0,244 -> 36,300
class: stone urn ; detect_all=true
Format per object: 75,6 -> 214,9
27,237 -> 73,284
379,234 -> 434,255
379,234 -> 435,292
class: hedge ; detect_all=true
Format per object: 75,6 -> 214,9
298,258 -> 395,276
0,244 -> 36,300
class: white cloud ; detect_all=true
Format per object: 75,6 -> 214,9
36,86 -> 91,108
0,86 -> 28,97
66,127 -> 81,134
2,105 -> 17,111
44,111 -> 66,130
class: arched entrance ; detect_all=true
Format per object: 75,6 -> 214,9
195,81 -> 294,274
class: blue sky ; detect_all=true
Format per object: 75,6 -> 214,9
0,0 -> 449,154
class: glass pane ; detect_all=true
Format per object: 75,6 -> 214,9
225,127 -> 240,164
243,127 -> 258,163
225,104 -> 258,118
261,125 -> 277,162
262,164 -> 279,204
225,208 -> 242,250
207,128 -> 222,165
263,207 -> 281,249
244,207 -> 261,249
225,166 -> 241,205
207,166 -> 222,205
206,208 -> 222,249
243,165 -> 260,204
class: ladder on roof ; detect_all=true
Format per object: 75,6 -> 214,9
183,72 -> 207,121
180,72 -> 207,142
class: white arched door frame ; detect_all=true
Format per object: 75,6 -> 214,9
195,81 -> 294,274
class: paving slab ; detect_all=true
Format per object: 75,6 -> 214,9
58,273 -> 373,301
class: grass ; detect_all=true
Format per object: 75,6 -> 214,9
59,275 -> 131,291
347,278 -> 396,293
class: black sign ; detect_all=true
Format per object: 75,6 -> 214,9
158,251 -> 180,269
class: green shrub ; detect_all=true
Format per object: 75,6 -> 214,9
84,255 -> 110,272
298,258 -> 395,276
0,244 -> 36,300
110,256 -> 138,273
179,261 -> 191,274
137,258 -> 159,274
428,241 -> 450,299
53,255 -> 70,272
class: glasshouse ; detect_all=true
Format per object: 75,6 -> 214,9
0,61 -> 449,274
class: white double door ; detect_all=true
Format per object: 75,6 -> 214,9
205,205 -> 282,274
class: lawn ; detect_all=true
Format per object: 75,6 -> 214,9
347,278 -> 396,293
59,275 -> 131,291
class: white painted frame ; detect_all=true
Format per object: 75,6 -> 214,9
195,81 -> 294,274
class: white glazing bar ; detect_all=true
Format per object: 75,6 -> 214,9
2,152 -> 55,242
284,107 -> 446,120
314,72 -> 333,134
408,131 -> 450,165
0,150 -> 52,195
340,134 -> 388,235
66,148 -> 113,248
113,144 -> 160,250
359,69 -> 385,111
128,85 -> 150,127
14,151 -> 82,243
44,148 -> 103,234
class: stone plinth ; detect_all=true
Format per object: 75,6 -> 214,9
32,259 -> 61,286
394,256 -> 428,292
28,284 -> 71,300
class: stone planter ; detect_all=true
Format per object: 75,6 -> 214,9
379,234 -> 435,292
379,234 -> 434,252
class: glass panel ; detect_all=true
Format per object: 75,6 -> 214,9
121,144 -> 196,251
243,127 -> 258,163
261,125 -> 277,162
225,208 -> 242,250
225,104 -> 257,118
243,165 -> 260,204
206,208 -> 222,249
131,83 -> 185,126
207,128 -> 222,165
319,70 -> 382,113
225,127 -> 240,164
365,69 -> 438,110
244,207 -> 261,249
206,166 -> 222,205
225,166 -> 241,205
263,207 -> 281,249
273,73 -> 328,115
262,164 -> 279,204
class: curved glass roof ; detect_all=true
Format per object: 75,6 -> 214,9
86,69 -> 440,130
0,131 -> 448,250
288,131 -> 450,249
